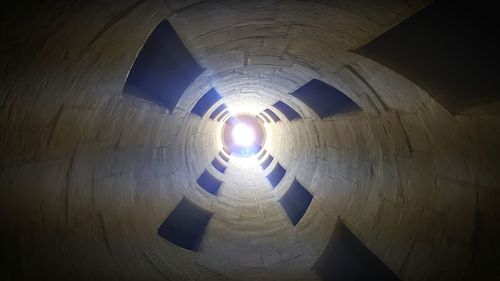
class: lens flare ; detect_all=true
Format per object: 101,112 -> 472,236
232,123 -> 255,147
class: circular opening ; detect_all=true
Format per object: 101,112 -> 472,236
222,115 -> 265,157
232,123 -> 256,147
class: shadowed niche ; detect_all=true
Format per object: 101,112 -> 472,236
259,113 -> 271,123
192,88 -> 223,117
312,219 -> 400,281
197,169 -> 223,195
123,20 -> 203,111
210,104 -> 227,120
211,157 -> 227,173
263,108 -> 281,122
158,197 -> 212,252
291,79 -> 361,118
260,154 -> 274,170
354,2 -> 500,115
279,179 -> 313,225
273,101 -> 301,121
266,162 -> 286,187
218,151 -> 230,162
257,149 -> 267,160
217,111 -> 230,122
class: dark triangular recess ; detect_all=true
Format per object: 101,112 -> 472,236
312,219 -> 401,281
267,162 -> 286,187
260,154 -> 274,170
353,1 -> 500,114
209,104 -> 227,120
263,109 -> 281,122
157,197 -> 212,252
273,101 -> 301,121
192,88 -> 223,117
291,79 -> 361,118
197,169 -> 222,195
279,179 -> 313,225
211,158 -> 226,174
123,20 -> 203,112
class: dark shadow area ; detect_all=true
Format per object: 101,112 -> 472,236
267,162 -> 286,187
291,79 -> 361,118
312,219 -> 400,281
196,169 -> 223,195
211,158 -> 226,173
354,1 -> 500,115
123,20 -> 203,112
273,101 -> 301,121
157,197 -> 212,252
259,113 -> 271,123
260,154 -> 274,169
209,104 -> 227,120
191,88 -> 223,117
218,151 -> 230,162
263,109 -> 281,122
222,146 -> 231,156
257,149 -> 267,160
279,179 -> 313,225
217,110 -> 230,122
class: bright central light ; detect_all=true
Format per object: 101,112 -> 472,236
232,123 -> 255,147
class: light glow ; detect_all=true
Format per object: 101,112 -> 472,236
232,123 -> 256,147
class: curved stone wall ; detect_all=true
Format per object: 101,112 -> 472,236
1,1 -> 499,281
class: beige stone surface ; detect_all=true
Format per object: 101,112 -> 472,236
1,0 -> 499,281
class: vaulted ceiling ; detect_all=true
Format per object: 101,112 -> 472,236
1,1 -> 499,281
